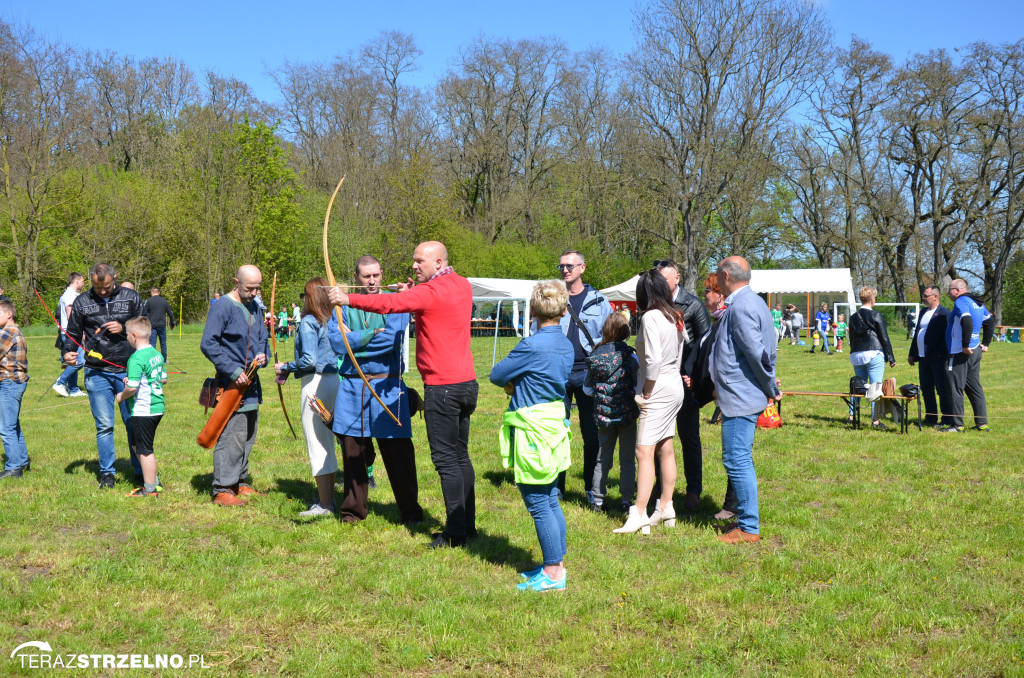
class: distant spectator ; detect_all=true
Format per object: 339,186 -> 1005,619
847,287 -> 896,430
941,279 -> 995,433
142,288 -> 176,362
908,286 -> 950,428
52,272 -> 87,398
772,302 -> 783,344
789,307 -> 804,344
812,302 -> 833,355
0,299 -> 29,480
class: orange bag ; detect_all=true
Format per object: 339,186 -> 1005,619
757,402 -> 782,429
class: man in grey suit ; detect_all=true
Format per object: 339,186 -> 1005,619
711,256 -> 781,544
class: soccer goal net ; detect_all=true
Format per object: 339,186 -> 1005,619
471,297 -> 531,367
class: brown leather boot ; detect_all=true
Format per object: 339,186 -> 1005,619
213,490 -> 247,506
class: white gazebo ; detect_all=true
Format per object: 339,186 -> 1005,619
601,268 -> 857,311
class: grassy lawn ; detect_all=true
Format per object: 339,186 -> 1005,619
1,327 -> 1022,676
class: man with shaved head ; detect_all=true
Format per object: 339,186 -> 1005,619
711,256 -> 780,544
330,241 -> 478,549
63,263 -> 144,489
201,265 -> 269,506
942,278 -> 995,433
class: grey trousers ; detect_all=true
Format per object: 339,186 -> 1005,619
592,424 -> 637,507
213,409 -> 259,494
945,351 -> 987,428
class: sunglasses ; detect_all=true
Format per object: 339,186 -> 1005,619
652,260 -> 674,268
556,263 -> 581,272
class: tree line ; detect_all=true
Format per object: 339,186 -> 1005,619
2,0 -> 1023,325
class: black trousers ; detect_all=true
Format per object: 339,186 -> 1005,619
132,414 -> 163,456
917,356 -> 951,426
945,351 -> 988,428
337,435 -> 423,523
675,387 -> 703,497
561,369 -> 599,499
424,380 -> 478,537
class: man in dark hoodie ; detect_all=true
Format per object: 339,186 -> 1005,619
62,264 -> 144,488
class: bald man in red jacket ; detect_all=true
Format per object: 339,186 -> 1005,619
330,241 -> 477,549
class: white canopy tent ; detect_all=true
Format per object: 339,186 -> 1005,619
467,278 -> 537,364
600,268 -> 857,308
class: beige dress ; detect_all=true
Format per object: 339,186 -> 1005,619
635,310 -> 686,445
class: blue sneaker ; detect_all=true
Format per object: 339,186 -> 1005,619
520,566 -> 543,580
517,572 -> 566,592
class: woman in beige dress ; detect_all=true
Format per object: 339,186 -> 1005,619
615,270 -> 686,534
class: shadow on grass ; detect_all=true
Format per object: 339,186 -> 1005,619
482,469 -> 514,488
65,458 -> 139,481
367,499 -> 440,536
465,528 -> 535,569
190,472 -> 214,496
273,476 -> 315,503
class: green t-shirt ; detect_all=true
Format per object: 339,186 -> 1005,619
836,321 -> 847,338
771,309 -> 782,328
277,310 -> 289,326
126,346 -> 167,416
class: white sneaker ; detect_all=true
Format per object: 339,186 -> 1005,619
51,383 -> 70,397
69,389 -> 88,397
299,502 -> 335,518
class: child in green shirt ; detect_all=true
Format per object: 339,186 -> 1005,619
115,316 -> 167,497
834,314 -> 847,353
277,307 -> 290,342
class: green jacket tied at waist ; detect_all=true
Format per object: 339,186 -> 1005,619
499,400 -> 572,485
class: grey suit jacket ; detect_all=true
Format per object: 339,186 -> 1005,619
712,285 -> 780,417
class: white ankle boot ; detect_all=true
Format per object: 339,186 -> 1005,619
653,501 -> 676,528
613,506 -> 651,534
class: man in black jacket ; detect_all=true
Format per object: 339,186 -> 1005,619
655,260 -> 712,512
908,286 -> 951,427
143,287 -> 176,361
62,264 -> 144,488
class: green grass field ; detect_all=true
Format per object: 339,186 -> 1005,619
1,328 -> 1022,676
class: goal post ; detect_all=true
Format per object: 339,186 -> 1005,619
471,296 -> 531,367
833,302 -> 920,340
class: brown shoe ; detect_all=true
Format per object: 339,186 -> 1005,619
236,484 -> 261,497
718,528 -> 760,544
213,490 -> 247,507
683,492 -> 701,512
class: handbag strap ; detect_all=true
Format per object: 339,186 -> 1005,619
565,301 -> 597,356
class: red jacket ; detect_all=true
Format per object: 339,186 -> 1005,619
347,273 -> 476,386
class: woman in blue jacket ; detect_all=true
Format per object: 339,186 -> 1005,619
490,280 -> 574,592
275,278 -> 340,517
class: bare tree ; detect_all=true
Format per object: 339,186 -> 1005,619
0,24 -> 87,306
625,0 -> 831,292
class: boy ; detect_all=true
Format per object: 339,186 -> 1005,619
277,306 -> 290,342
834,313 -> 847,353
115,317 -> 167,497
0,300 -> 30,480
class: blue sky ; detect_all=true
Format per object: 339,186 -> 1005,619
4,0 -> 1023,103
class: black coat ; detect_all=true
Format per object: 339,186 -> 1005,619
848,307 -> 895,364
909,305 -> 950,361
672,287 -> 711,377
63,285 -> 143,372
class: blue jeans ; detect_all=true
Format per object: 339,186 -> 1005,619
150,326 -> 168,361
518,481 -> 567,566
56,346 -> 85,392
721,413 -> 760,534
0,379 -> 29,471
84,368 -> 139,476
813,329 -> 831,353
849,354 -> 885,420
